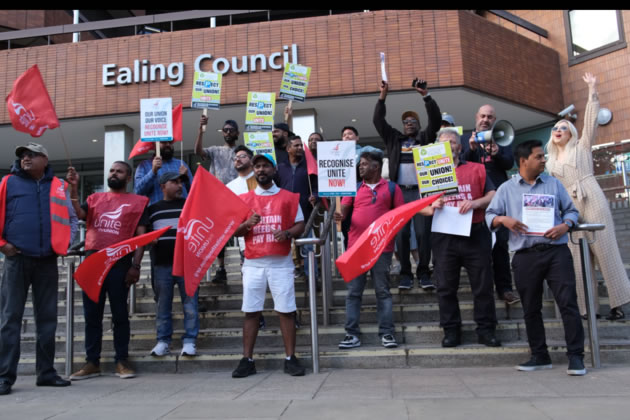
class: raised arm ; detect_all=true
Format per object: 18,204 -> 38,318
373,80 -> 397,144
194,115 -> 209,159
580,72 -> 600,150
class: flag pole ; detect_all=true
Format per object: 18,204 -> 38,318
155,141 -> 161,158
58,126 -> 73,167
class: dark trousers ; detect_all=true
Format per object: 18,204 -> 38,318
396,188 -> 432,277
492,226 -> 513,295
0,255 -> 59,384
433,223 -> 497,333
512,244 -> 584,357
82,259 -> 130,364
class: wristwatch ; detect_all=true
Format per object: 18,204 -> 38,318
285,230 -> 292,240
563,220 -> 574,229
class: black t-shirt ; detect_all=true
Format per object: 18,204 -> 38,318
147,198 -> 185,266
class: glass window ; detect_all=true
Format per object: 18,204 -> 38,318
565,10 -> 626,65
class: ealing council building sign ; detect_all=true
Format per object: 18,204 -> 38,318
102,44 -> 299,87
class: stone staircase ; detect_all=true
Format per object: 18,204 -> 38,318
12,246 -> 630,376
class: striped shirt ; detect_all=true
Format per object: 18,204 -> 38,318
147,198 -> 185,266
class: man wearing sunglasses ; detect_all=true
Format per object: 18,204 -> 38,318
463,105 -> 519,306
373,77 -> 442,291
335,150 -> 405,349
194,116 -> 241,284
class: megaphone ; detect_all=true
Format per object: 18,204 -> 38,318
474,120 -> 514,147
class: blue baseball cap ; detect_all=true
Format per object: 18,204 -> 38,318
252,153 -> 277,168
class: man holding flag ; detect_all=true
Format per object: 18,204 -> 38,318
66,162 -> 150,380
0,143 -> 77,396
231,153 -> 306,378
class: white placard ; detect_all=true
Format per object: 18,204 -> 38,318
431,205 -> 473,237
317,141 -> 357,197
380,52 -> 388,82
522,193 -> 555,236
140,97 -> 173,141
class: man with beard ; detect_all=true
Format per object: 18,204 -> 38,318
272,122 -> 291,165
373,78 -> 442,290
66,162 -> 150,381
0,143 -> 77,396
194,116 -> 241,284
231,153 -> 306,378
463,105 -> 519,305
134,141 -> 192,206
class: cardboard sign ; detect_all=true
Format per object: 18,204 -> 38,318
317,141 -> 357,197
191,71 -> 222,110
279,63 -> 311,102
413,142 -> 458,196
140,97 -> 173,141
244,132 -> 277,163
245,92 -> 275,131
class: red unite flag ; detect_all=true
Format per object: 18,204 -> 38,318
6,64 -> 60,137
335,194 -> 442,282
302,141 -> 318,176
128,103 -> 183,159
74,226 -> 169,302
173,167 -> 251,297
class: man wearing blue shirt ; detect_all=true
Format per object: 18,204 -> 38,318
486,140 -> 585,376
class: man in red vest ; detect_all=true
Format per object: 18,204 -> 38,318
0,143 -> 77,396
231,153 -> 306,378
66,162 -> 149,381
432,128 -> 500,349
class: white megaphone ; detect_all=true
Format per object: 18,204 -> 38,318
474,120 -> 514,147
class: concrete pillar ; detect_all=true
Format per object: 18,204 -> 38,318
104,124 -> 135,191
292,109 -> 318,142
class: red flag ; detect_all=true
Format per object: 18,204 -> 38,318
74,226 -> 169,302
6,64 -> 59,137
173,167 -> 251,297
128,104 -> 183,159
302,141 -> 318,176
335,194 -> 442,282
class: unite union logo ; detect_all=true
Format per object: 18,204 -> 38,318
105,244 -> 133,258
179,217 -> 215,253
94,204 -> 131,229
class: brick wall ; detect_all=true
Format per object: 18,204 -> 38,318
611,202 -> 630,264
0,10 -> 562,123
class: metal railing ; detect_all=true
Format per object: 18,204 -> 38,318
570,223 -> 606,369
63,243 -> 85,377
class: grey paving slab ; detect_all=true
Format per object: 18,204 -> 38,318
163,400 -> 290,419
531,397 -> 630,420
282,400 -> 408,420
405,398 -> 548,420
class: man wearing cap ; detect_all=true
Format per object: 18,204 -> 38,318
441,113 -> 456,129
463,104 -> 519,305
0,143 -> 77,395
66,161 -> 150,381
194,115 -> 241,284
148,172 -> 199,358
272,123 -> 291,165
373,78 -> 442,290
231,153 -> 306,378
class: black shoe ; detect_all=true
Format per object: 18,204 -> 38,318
500,291 -> 521,305
478,333 -> 501,347
232,357 -> 256,378
36,375 -> 71,387
284,355 -> 306,376
211,267 -> 227,285
516,354 -> 553,371
0,381 -> 11,395
418,273 -> 436,291
581,313 -> 601,320
606,307 -> 625,321
398,274 -> 412,290
567,355 -> 587,376
441,329 -> 461,347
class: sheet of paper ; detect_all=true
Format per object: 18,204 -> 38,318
380,52 -> 387,82
522,193 -> 555,236
431,205 -> 473,237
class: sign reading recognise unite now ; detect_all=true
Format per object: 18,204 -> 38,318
140,98 -> 173,142
317,141 -> 357,197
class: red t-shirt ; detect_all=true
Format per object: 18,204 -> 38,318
341,178 -> 404,252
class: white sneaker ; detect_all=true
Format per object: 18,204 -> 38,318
381,334 -> 398,348
150,341 -> 170,356
339,334 -> 361,349
181,342 -> 197,356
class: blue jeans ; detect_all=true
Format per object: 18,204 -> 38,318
154,265 -> 199,344
345,252 -> 394,337
0,255 -> 59,385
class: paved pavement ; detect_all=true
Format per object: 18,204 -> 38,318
4,364 -> 630,419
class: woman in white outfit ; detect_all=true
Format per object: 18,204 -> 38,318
545,72 -> 630,320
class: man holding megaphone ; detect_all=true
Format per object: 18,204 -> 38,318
464,105 -> 519,306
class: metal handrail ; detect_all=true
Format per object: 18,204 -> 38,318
569,223 -> 605,369
64,248 -> 85,377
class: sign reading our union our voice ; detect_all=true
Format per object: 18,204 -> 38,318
279,63 -> 311,102
317,141 -> 357,197
413,142 -> 458,196
244,132 -> 277,163
140,97 -> 173,141
191,71 -> 222,110
245,92 -> 275,132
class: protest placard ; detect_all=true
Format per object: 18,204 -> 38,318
317,141 -> 357,197
191,71 -> 222,110
279,63 -> 311,102
244,132 -> 277,163
140,97 -> 173,141
413,141 -> 459,196
245,92 -> 275,131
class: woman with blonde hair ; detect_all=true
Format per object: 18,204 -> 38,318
546,72 -> 630,320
